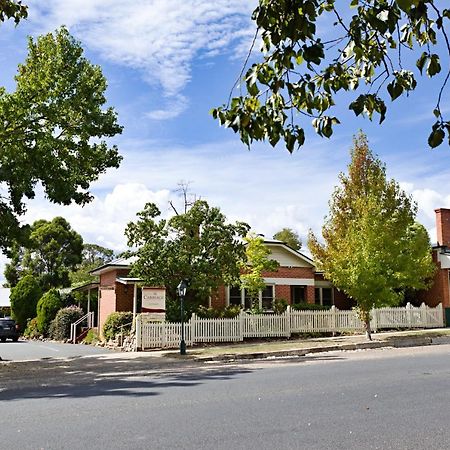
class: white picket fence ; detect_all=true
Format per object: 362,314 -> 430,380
135,303 -> 444,350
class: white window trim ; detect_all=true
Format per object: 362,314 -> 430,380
227,285 -> 275,310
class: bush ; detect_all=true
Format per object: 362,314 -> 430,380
273,298 -> 289,314
102,311 -> 133,341
292,302 -> 330,311
23,317 -> 41,339
10,275 -> 42,330
36,289 -> 63,335
83,329 -> 100,345
196,305 -> 241,319
48,305 -> 84,341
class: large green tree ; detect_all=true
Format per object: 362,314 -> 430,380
213,0 -> 450,151
0,27 -> 122,252
273,228 -> 302,250
5,217 -> 83,290
308,133 -> 435,339
69,243 -> 115,286
125,200 -> 250,312
9,274 -> 42,329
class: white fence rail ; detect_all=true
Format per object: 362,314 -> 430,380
135,303 -> 444,350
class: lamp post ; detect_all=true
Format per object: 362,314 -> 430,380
177,280 -> 188,355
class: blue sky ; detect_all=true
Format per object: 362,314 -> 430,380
0,0 -> 450,281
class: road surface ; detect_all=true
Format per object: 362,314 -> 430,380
1,344 -> 450,449
0,339 -> 114,361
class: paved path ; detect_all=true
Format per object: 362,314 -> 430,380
0,339 -> 114,361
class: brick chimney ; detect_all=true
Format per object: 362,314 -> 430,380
435,208 -> 450,247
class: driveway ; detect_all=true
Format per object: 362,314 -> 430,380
0,339 -> 114,361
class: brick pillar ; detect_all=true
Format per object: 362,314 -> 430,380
306,285 -> 315,304
435,208 -> 450,247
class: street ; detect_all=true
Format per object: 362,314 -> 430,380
0,339 -> 115,361
2,344 -> 450,449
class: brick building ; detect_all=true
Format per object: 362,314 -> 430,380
90,241 -> 354,333
88,210 -> 450,332
417,208 -> 450,308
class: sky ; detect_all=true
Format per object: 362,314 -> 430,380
0,0 -> 450,282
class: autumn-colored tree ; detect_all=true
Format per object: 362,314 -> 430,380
308,132 -> 435,339
240,234 -> 279,310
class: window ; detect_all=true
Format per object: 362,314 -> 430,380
261,285 -> 274,310
291,286 -> 306,303
228,285 -> 274,310
315,288 -> 321,305
322,288 -> 333,306
244,289 -> 253,309
315,287 -> 333,306
229,286 -> 241,306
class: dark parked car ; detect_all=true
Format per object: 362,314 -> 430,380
0,318 -> 20,342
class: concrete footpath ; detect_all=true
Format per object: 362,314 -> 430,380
146,328 -> 450,362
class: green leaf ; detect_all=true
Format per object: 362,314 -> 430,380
415,52 -> 428,74
426,54 -> 441,77
428,127 -> 445,148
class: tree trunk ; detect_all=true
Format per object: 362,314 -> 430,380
364,319 -> 372,341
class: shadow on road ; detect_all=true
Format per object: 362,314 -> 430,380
0,355 -> 256,402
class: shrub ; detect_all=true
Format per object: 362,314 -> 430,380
102,311 -> 133,341
273,298 -> 289,314
196,305 -> 241,319
292,302 -> 330,311
10,275 -> 42,330
36,289 -> 63,335
23,317 -> 41,339
83,329 -> 100,345
48,305 -> 84,341
222,305 -> 241,318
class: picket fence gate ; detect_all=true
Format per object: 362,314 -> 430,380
135,303 -> 444,350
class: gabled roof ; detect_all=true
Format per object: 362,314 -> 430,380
263,239 -> 315,268
90,256 -> 137,276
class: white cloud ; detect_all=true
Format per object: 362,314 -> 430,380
28,0 -> 257,118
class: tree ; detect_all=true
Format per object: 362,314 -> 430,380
0,27 -> 122,253
5,217 -> 83,290
36,289 -> 62,335
212,1 -> 450,151
125,200 -> 250,316
69,243 -> 115,286
9,274 -> 42,329
0,1 -> 27,24
308,132 -> 435,339
240,234 -> 279,310
273,228 -> 302,250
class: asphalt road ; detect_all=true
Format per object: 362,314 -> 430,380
0,339 -> 114,361
2,345 -> 450,450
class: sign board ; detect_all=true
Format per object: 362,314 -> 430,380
142,287 -> 166,312
140,312 -> 166,323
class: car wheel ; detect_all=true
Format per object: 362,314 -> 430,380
12,337 -> 19,342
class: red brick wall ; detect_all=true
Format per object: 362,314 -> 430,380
275,285 -> 291,302
211,286 -> 226,309
333,288 -> 354,309
115,283 -> 134,312
436,208 -> 450,247
417,251 -> 450,308
262,267 -> 315,278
